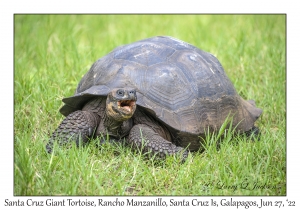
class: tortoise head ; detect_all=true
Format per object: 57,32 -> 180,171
106,88 -> 137,121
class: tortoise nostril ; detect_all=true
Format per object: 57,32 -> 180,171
129,90 -> 136,95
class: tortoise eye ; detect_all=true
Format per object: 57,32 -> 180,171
117,89 -> 124,96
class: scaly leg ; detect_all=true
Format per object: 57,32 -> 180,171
46,110 -> 100,153
127,124 -> 188,162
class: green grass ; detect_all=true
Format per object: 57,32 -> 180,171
14,14 -> 286,195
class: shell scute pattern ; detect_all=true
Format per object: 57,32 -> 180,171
60,36 -> 262,137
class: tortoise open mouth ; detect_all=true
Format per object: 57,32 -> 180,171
118,100 -> 136,113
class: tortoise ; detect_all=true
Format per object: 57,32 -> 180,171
46,36 -> 262,161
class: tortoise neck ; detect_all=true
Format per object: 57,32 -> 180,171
103,109 -> 124,136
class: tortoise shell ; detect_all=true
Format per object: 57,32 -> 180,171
60,36 -> 262,138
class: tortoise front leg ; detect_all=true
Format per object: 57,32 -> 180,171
127,124 -> 188,162
46,110 -> 100,153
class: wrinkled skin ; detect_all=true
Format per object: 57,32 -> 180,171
47,88 -> 188,161
46,88 -> 137,152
